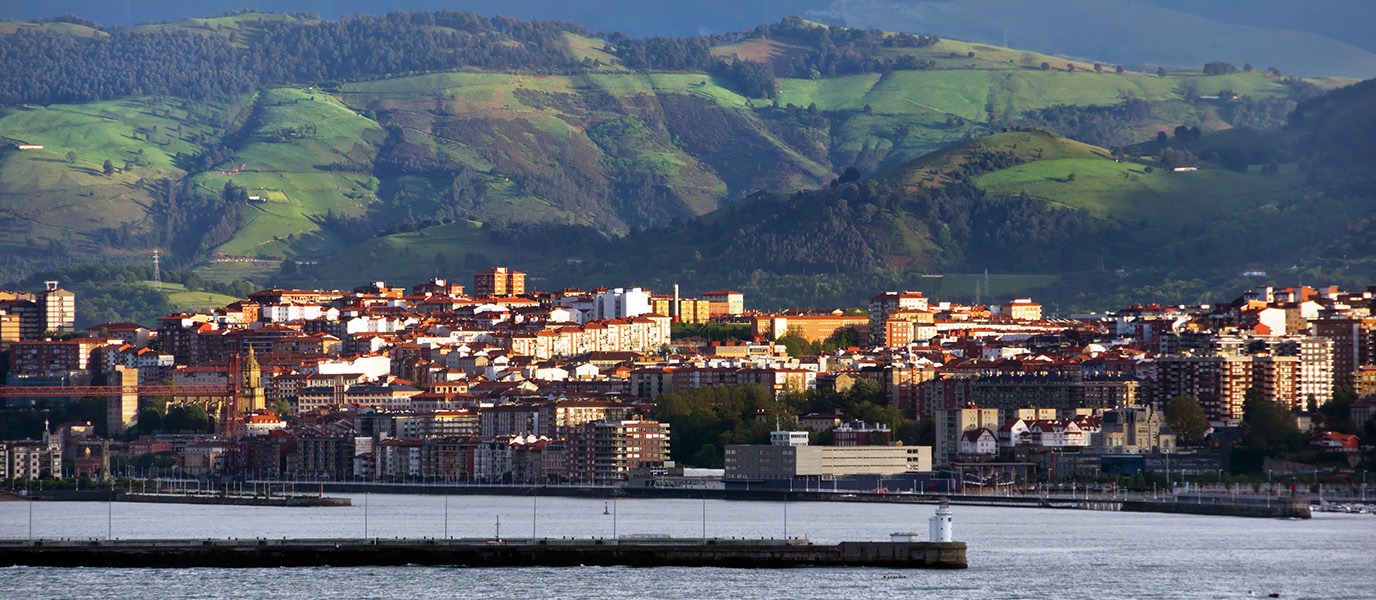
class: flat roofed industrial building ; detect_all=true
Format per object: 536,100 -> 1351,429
724,444 -> 931,481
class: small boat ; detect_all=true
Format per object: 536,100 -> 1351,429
603,502 -> 610,515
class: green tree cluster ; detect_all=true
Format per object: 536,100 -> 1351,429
775,326 -> 863,357
654,384 -> 781,468
670,322 -> 752,342
1163,394 -> 1209,445
653,379 -> 928,468
162,404 -> 211,433
1232,388 -> 1304,473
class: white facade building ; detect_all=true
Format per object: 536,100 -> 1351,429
311,355 -> 392,379
594,288 -> 651,321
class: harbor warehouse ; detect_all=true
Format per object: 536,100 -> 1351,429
723,445 -> 932,481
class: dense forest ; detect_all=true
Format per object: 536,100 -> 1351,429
0,11 -> 947,106
613,16 -> 941,82
0,11 -> 587,105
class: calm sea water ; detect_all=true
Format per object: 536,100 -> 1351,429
1,493 -> 1373,600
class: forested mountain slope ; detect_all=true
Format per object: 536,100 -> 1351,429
0,12 -> 1342,283
1,11 -> 1371,315
300,117 -> 1376,312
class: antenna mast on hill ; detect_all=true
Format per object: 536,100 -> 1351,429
152,250 -> 162,292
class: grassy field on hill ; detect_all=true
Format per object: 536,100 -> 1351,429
0,97 -> 241,172
0,95 -> 247,261
976,156 -> 1303,226
0,147 -> 156,258
0,21 -> 106,37
875,130 -> 1109,190
713,29 -> 1108,75
562,32 -> 624,69
190,88 -> 384,259
193,259 -> 282,285
140,281 -> 242,313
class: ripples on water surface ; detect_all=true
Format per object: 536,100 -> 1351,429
1,494 -> 1373,600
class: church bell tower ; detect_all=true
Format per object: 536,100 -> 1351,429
239,347 -> 266,412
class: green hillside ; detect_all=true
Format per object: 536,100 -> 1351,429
0,96 -> 246,262
297,122 -> 1373,311
188,88 -> 384,259
0,21 -> 106,37
976,156 -> 1302,225
0,14 -> 1341,277
877,129 -> 1109,190
147,281 -> 243,313
1,11 -> 1371,313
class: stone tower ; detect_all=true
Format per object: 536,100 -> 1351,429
239,347 -> 266,412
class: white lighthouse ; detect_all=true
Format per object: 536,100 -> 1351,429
929,497 -> 953,543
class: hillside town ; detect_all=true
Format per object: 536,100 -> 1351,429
1,270 -> 1373,493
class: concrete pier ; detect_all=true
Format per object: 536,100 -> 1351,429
0,538 -> 967,569
20,490 -> 349,507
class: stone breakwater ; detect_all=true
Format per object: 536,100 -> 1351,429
0,538 -> 968,569
1119,496 -> 1311,519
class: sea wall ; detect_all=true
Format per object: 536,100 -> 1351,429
1120,497 -> 1309,519
0,538 -> 967,569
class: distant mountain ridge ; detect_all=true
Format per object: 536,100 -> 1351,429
810,0 -> 1376,78
6,0 -> 1376,76
1137,0 -> 1376,54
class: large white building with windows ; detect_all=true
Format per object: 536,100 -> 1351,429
593,287 -> 651,321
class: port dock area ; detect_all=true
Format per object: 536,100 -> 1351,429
0,537 -> 967,569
